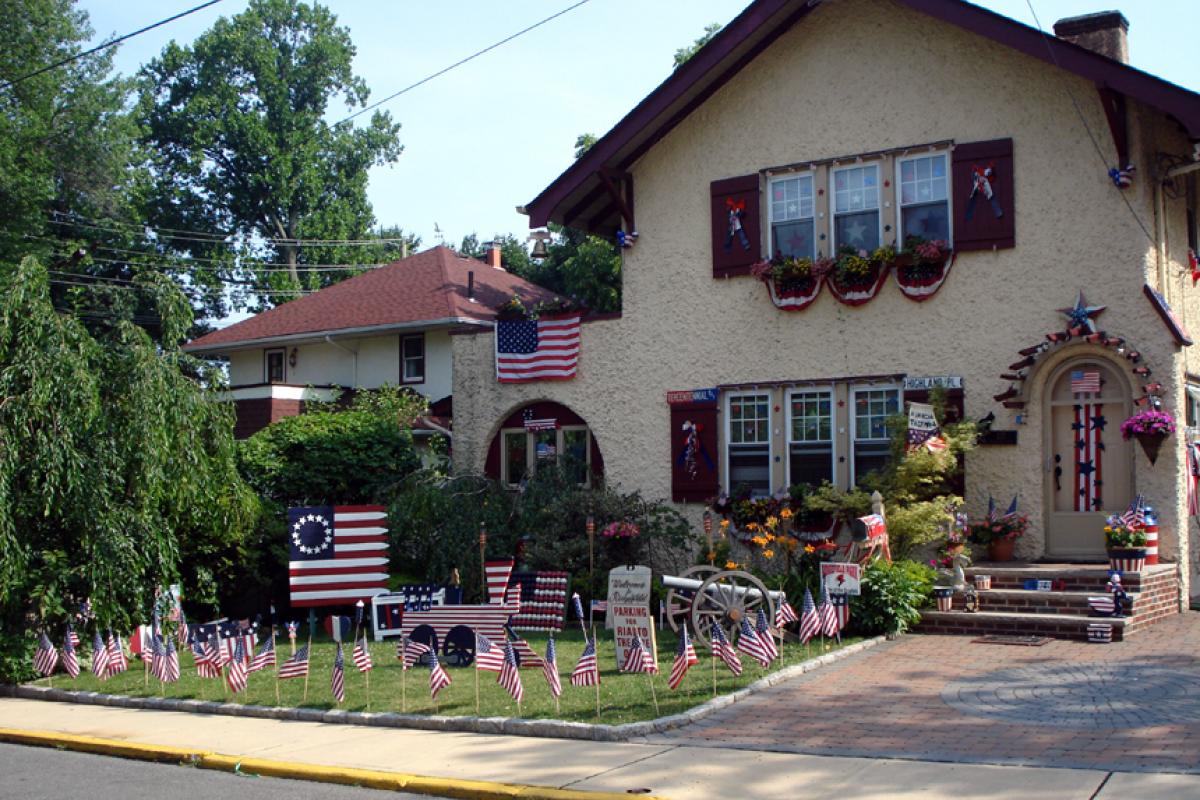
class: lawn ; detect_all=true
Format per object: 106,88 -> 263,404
30,628 -> 860,725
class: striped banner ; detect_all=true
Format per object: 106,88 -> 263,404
1073,403 -> 1103,512
289,505 -> 390,608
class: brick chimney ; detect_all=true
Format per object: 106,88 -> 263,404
484,240 -> 504,269
1053,11 -> 1129,64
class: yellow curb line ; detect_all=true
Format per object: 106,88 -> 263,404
0,728 -> 664,800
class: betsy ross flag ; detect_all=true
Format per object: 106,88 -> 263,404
495,314 -> 581,383
278,645 -> 310,679
667,625 -> 699,690
542,637 -> 562,698
249,637 -> 276,673
226,638 -> 248,693
34,633 -> 58,677
429,654 -> 452,699
352,636 -> 373,673
91,632 -> 110,679
288,505 -> 390,608
737,618 -> 773,668
331,643 -> 346,704
798,588 -> 820,644
498,639 -> 524,704
775,599 -> 799,627
710,623 -> 742,676
755,608 -> 779,662
570,636 -> 599,687
398,637 -> 430,670
1071,370 -> 1101,394
61,632 -> 80,678
475,632 -> 504,672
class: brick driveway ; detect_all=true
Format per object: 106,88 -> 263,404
648,612 -> 1200,773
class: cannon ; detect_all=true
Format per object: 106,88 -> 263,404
661,566 -> 785,648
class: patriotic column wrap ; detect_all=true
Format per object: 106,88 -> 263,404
1073,403 -> 1105,512
1142,508 -> 1159,565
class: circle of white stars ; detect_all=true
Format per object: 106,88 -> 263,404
291,513 -> 333,555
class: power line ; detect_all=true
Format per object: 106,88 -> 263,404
0,0 -> 226,92
336,0 -> 593,125
49,212 -> 412,247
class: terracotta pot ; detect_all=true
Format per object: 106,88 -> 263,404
987,538 -> 1016,562
1133,432 -> 1167,465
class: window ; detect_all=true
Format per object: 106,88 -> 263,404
897,153 -> 950,243
768,173 -> 815,260
1186,382 -> 1200,433
264,348 -> 286,383
832,164 -> 880,252
787,390 -> 834,487
502,431 -> 528,487
727,393 -> 771,496
502,427 -> 591,488
401,334 -> 425,384
852,387 -> 899,484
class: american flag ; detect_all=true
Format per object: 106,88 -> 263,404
798,588 -> 820,644
498,639 -> 524,704
818,586 -> 839,637
736,618 -> 773,668
226,637 -> 248,693
249,637 -> 276,673
331,643 -> 346,704
710,623 -> 742,676
429,654 -> 452,699
176,608 -> 189,648
90,632 -> 111,679
206,635 -> 226,669
148,636 -> 165,680
106,633 -> 128,675
1071,370 -> 1101,394
1120,494 -> 1147,528
398,636 -> 430,670
542,637 -> 562,698
352,636 -> 373,673
278,645 -> 310,679
667,624 -> 699,690
570,636 -> 600,687
775,600 -> 799,627
755,609 -> 779,661
66,624 -> 80,649
193,643 -> 220,679
34,633 -> 58,677
162,639 -> 180,683
522,408 -> 558,432
621,633 -> 657,674
288,505 -> 390,608
475,632 -> 504,672
61,631 -> 80,678
495,314 -> 581,383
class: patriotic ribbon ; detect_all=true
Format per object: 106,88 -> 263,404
965,162 -> 1003,221
725,197 -> 751,252
676,420 -> 715,478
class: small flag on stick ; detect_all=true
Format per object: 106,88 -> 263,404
429,654 -> 451,699
226,638 -> 248,693
798,588 -> 820,644
91,632 -> 111,679
667,624 -> 699,690
61,631 -> 79,678
543,637 -> 562,699
498,639 -> 524,705
474,632 -> 504,672
755,609 -> 779,662
278,644 -> 310,679
249,637 -> 276,673
352,636 -> 373,673
331,643 -> 346,704
737,618 -> 773,668
570,636 -> 599,687
710,623 -> 742,677
34,633 -> 58,677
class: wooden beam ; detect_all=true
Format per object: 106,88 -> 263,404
597,168 -> 635,232
1097,87 -> 1128,166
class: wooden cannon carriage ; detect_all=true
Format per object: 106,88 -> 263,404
662,567 -> 787,648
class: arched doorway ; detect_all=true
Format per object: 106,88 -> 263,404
484,401 -> 604,488
1044,358 -> 1133,558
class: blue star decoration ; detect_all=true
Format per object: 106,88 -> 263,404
1058,290 -> 1106,334
1091,414 -> 1107,431
1078,460 -> 1096,477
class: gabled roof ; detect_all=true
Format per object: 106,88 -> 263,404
525,0 -> 1200,235
184,246 -> 563,353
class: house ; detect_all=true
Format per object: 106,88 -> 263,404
448,0 -> 1200,631
184,244 -> 563,439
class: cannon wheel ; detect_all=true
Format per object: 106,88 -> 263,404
690,570 -> 776,649
664,565 -> 721,636
409,624 -> 439,666
443,625 -> 475,667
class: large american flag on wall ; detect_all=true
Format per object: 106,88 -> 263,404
288,505 -> 390,607
495,314 -> 581,383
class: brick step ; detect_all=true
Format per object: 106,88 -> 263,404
974,588 -> 1141,615
917,610 -> 1127,641
964,564 -> 1175,592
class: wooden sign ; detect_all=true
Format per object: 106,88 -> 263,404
607,565 -> 658,671
666,388 -> 718,406
820,562 -> 862,596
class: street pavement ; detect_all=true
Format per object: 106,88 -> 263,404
0,742 -> 428,800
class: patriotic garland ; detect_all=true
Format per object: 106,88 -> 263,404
677,420 -> 714,480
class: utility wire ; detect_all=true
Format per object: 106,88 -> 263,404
48,213 -> 410,247
336,0 -> 593,125
0,0 -> 226,92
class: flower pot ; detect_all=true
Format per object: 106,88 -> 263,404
933,587 -> 954,612
1134,432 -> 1167,465
973,574 -> 991,591
1108,547 -> 1146,573
987,538 -> 1016,562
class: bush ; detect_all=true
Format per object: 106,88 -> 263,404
852,559 -> 935,636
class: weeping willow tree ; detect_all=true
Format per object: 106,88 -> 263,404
0,257 -> 259,681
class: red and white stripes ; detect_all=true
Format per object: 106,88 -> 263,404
1074,403 -> 1103,513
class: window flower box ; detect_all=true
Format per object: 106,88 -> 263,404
894,238 -> 955,302
828,247 -> 890,306
752,256 -> 829,311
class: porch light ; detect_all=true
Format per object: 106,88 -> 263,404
288,348 -> 298,368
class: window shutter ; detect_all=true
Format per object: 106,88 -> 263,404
711,174 -> 762,277
952,139 -> 1014,251
670,403 -> 720,503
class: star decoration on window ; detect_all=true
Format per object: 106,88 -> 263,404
1058,291 -> 1106,334
845,219 -> 868,244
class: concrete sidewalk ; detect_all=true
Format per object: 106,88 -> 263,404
2,698 -> 1197,799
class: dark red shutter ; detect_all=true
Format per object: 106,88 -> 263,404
952,139 -> 1014,251
670,403 -> 720,503
711,174 -> 762,277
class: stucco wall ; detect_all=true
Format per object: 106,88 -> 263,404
452,0 -> 1196,598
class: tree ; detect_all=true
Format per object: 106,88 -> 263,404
0,256 -> 259,682
673,23 -> 722,69
137,0 -> 403,310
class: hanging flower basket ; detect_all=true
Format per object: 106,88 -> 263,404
766,274 -> 825,311
828,248 -> 890,306
1134,432 -> 1167,465
895,250 -> 956,302
1119,410 -> 1175,465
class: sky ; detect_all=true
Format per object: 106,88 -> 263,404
80,0 -> 1197,254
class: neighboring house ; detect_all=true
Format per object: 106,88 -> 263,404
449,0 -> 1200,611
184,245 -> 563,439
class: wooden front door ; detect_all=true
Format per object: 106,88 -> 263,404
1044,360 -> 1132,559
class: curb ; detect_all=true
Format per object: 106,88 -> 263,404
0,727 -> 663,800
3,636 -> 886,741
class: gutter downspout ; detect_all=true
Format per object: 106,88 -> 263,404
324,335 -> 359,388
1154,159 -> 1200,301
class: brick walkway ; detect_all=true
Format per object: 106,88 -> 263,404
647,612 -> 1200,773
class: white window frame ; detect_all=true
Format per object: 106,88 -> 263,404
767,171 -> 816,261
785,388 -> 836,488
830,162 -> 882,253
850,384 -> 900,485
725,391 -> 773,497
501,426 -> 591,489
895,151 -> 952,245
1186,382 -> 1200,438
401,333 -> 425,384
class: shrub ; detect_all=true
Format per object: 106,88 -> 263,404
852,559 -> 936,636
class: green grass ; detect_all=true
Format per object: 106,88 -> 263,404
30,629 -> 860,725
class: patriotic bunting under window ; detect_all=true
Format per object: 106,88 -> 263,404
1073,403 -> 1107,512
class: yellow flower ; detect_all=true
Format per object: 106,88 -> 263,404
751,535 -> 767,546
804,544 -> 816,554
765,515 -> 779,528
719,519 -> 730,529
724,560 -> 739,570
706,550 -> 716,562
762,549 -> 775,559
780,509 -> 793,520
746,522 -> 760,532
765,533 -> 775,542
